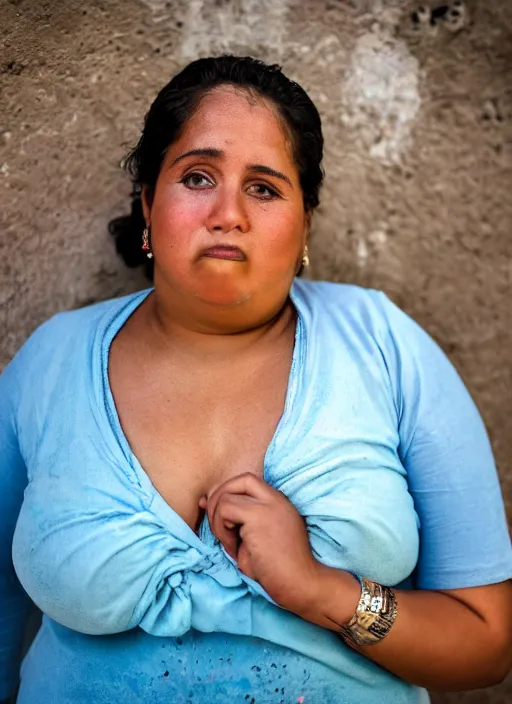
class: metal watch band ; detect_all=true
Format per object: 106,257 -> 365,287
339,577 -> 398,647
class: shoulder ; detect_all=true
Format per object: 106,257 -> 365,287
292,279 -> 431,343
7,290 -> 151,380
292,278 -> 376,307
292,280 -> 443,400
291,279 -> 397,333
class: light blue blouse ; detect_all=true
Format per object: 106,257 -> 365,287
1,280 -> 510,703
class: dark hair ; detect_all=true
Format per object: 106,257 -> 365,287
109,55 -> 324,279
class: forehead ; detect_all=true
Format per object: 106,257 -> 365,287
170,87 -> 295,166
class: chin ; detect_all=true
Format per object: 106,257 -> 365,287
195,289 -> 254,308
191,279 -> 254,308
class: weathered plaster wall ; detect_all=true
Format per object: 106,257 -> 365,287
1,1 -> 511,701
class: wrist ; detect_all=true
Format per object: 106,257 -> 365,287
296,562 -> 362,631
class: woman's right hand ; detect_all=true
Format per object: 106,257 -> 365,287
199,472 -> 360,622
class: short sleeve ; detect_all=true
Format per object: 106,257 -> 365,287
372,291 -> 512,591
0,357 -> 31,700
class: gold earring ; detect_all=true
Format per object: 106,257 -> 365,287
302,245 -> 310,268
142,227 -> 153,259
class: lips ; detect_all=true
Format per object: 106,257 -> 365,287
200,245 -> 246,262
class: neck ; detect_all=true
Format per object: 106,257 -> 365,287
142,280 -> 296,360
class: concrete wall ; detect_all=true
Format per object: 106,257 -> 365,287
1,1 -> 511,701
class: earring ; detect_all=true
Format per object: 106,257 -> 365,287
302,245 -> 310,268
142,227 -> 153,259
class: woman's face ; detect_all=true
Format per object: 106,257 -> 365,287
142,86 -> 309,319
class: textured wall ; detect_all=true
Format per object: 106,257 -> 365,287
1,0 -> 511,701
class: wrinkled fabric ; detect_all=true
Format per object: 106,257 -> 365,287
1,280 -> 511,703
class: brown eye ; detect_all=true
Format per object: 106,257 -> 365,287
182,173 -> 213,188
248,183 -> 279,199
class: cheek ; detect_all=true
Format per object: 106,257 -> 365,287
150,188 -> 210,252
255,209 -> 304,260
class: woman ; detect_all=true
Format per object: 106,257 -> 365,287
1,55 -> 511,704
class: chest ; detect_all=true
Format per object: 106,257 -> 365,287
20,318 -> 419,593
108,338 -> 294,531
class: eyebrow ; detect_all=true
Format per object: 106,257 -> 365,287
171,148 -> 223,165
248,164 -> 292,187
171,148 -> 293,187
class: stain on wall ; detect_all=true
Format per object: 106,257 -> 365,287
341,23 -> 421,164
1,1 -> 511,701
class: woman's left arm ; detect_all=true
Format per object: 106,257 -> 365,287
323,292 -> 512,691
302,563 -> 512,691
203,470 -> 512,692
348,294 -> 512,690
202,292 -> 512,692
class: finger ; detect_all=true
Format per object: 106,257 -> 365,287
237,548 -> 255,580
209,472 -> 269,500
216,525 -> 239,560
209,493 -> 255,541
199,493 -> 239,525
209,494 -> 258,558
206,473 -> 271,524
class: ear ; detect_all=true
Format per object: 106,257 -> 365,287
141,186 -> 154,227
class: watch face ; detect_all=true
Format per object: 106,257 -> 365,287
370,595 -> 383,612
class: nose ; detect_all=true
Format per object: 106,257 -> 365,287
205,184 -> 250,235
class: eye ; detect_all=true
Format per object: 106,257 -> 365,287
181,172 -> 213,189
247,183 -> 280,200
